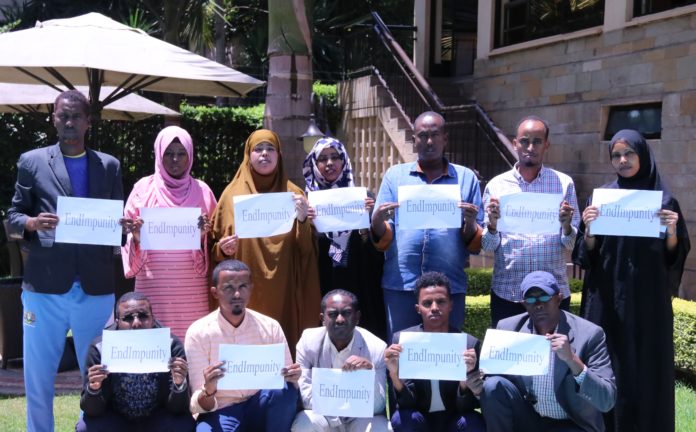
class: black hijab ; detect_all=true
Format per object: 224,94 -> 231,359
607,129 -> 673,206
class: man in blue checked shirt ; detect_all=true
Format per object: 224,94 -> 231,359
371,111 -> 484,342
482,115 -> 580,327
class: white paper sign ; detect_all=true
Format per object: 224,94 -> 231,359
308,187 -> 369,233
311,368 -> 375,418
139,207 -> 201,250
589,188 -> 662,238
496,192 -> 563,235
233,192 -> 296,239
397,185 -> 461,230
397,332 -> 469,381
55,196 -> 123,246
479,329 -> 550,376
101,328 -> 171,373
217,343 -> 285,390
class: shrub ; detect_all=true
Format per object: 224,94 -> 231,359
674,298 -> 696,379
464,293 -> 696,382
465,267 -> 583,296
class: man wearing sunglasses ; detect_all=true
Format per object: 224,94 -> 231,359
77,292 -> 195,431
480,271 -> 616,432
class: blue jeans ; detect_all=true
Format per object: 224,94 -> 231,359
76,408 -> 196,432
391,409 -> 486,432
23,282 -> 114,432
383,289 -> 465,343
196,383 -> 298,431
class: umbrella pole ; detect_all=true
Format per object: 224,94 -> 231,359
87,69 -> 103,150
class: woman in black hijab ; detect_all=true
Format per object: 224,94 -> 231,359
573,129 -> 690,432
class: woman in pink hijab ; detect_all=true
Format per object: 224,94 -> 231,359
122,126 -> 217,339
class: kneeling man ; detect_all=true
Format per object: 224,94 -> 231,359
480,271 -> 616,431
386,272 -> 485,431
185,259 -> 300,431
293,289 -> 390,431
77,292 -> 195,431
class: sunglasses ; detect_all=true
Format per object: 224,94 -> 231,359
119,312 -> 151,323
523,295 -> 553,305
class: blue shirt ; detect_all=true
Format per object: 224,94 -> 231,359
374,161 -> 483,294
63,152 -> 88,197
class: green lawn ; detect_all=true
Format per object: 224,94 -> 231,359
0,383 -> 694,431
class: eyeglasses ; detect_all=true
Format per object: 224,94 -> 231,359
119,312 -> 151,323
523,295 -> 553,305
317,154 -> 342,163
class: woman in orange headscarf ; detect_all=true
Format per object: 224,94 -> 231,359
209,129 -> 321,348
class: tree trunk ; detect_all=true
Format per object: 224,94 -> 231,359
264,0 -> 313,186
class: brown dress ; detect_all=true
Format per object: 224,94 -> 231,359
210,129 -> 321,351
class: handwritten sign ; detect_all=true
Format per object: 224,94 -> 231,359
590,188 -> 662,238
397,332 -> 468,381
139,207 -> 201,250
311,368 -> 375,418
496,192 -> 563,235
101,328 -> 171,373
479,329 -> 550,376
308,187 -> 369,233
55,196 -> 123,246
217,343 -> 285,390
233,192 -> 296,239
398,185 -> 461,230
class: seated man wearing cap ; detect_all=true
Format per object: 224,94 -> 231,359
480,271 -> 616,432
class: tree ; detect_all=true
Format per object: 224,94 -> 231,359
264,0 -> 313,185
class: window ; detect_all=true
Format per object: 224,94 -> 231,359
495,0 -> 604,47
604,103 -> 662,140
634,0 -> 696,17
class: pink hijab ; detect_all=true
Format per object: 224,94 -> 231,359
126,126 -> 217,212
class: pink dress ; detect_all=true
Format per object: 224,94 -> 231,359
122,126 -> 217,339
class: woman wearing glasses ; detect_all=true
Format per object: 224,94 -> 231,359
572,130 -> 690,432
303,137 -> 386,339
121,126 -> 217,340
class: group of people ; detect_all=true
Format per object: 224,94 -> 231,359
6,89 -> 689,432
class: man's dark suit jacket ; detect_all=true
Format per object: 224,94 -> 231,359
496,310 -> 616,432
7,143 -> 123,295
390,324 -> 481,416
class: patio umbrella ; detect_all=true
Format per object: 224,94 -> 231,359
0,84 -> 179,121
0,12 -> 264,119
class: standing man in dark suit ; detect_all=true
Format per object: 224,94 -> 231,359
7,90 -> 124,432
480,271 -> 616,432
385,272 -> 486,431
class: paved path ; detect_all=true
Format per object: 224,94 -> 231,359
0,360 -> 82,396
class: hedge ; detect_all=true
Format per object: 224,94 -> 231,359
463,269 -> 696,381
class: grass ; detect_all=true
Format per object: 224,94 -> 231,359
0,393 -> 80,432
0,383 -> 693,431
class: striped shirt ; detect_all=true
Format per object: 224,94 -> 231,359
185,309 -> 293,414
481,165 -> 580,302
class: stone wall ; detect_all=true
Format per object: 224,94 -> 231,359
473,12 -> 696,298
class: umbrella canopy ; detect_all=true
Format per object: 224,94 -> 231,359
0,84 -> 179,121
0,12 -> 264,113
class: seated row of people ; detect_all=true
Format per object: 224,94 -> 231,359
77,260 -> 616,432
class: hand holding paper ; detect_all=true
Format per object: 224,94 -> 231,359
169,357 -> 188,387
281,362 -> 301,384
